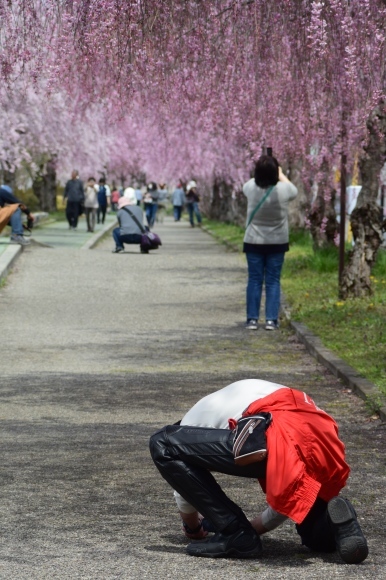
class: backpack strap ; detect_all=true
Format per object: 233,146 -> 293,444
121,206 -> 146,233
247,185 -> 275,227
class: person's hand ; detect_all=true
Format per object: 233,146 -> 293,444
278,166 -> 291,183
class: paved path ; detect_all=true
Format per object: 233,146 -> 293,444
0,216 -> 385,579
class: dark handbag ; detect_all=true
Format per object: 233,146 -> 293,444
232,412 -> 272,466
121,206 -> 162,250
141,231 -> 162,250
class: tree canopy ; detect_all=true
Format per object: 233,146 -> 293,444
1,0 -> 385,188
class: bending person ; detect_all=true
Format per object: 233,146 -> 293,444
149,378 -> 368,564
112,194 -> 145,253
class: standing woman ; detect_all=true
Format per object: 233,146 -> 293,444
185,180 -> 202,227
243,155 -> 298,330
84,177 -> 98,232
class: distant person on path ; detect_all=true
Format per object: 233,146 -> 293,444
135,186 -> 143,206
156,183 -> 169,223
172,182 -> 186,221
63,170 -> 85,230
97,177 -> 111,224
149,378 -> 368,564
84,177 -> 99,232
112,192 -> 145,253
243,155 -> 297,331
110,185 -> 121,212
143,182 -> 159,227
185,180 -> 202,227
0,184 -> 34,245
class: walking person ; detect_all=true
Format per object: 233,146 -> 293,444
96,177 -> 111,225
185,180 -> 202,227
149,378 -> 368,564
143,182 -> 159,227
83,177 -> 98,232
63,170 -> 85,230
135,186 -> 143,206
110,185 -> 121,212
243,155 -> 297,331
157,183 -> 169,223
172,181 -> 186,221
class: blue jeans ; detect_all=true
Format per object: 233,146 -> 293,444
113,228 -> 142,249
145,203 -> 158,227
173,205 -> 183,221
187,202 -> 201,226
246,252 -> 285,322
10,208 -> 24,235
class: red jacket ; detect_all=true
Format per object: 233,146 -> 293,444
243,388 -> 350,524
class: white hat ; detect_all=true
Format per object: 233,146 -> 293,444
123,187 -> 136,204
187,180 -> 197,192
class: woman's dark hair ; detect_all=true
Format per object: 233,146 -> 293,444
254,155 -> 279,188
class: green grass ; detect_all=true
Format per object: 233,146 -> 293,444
202,218 -> 386,399
202,218 -> 245,251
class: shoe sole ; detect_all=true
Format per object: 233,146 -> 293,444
246,326 -> 258,330
187,545 -> 262,559
327,498 -> 368,564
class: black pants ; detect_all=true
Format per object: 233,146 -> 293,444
97,204 -> 107,224
66,201 -> 80,228
150,425 -> 266,533
149,425 -> 336,551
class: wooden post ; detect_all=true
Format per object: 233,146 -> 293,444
339,152 -> 347,285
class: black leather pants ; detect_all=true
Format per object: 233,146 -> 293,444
149,424 -> 267,533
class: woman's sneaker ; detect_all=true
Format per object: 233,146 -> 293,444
10,234 -> 30,245
265,320 -> 279,330
327,497 -> 368,564
245,319 -> 258,330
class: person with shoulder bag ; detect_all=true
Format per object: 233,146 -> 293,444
243,155 -> 298,331
112,192 -> 161,254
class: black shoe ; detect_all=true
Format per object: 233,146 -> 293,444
186,527 -> 262,559
112,247 -> 124,253
327,497 -> 368,564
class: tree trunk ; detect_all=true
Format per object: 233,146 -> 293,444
308,158 -> 339,249
32,156 -> 58,212
208,179 -> 222,221
207,179 -> 247,225
339,100 -> 386,299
